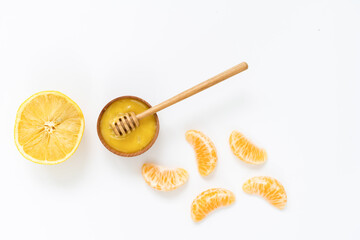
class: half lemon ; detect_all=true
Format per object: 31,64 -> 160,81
14,91 -> 85,164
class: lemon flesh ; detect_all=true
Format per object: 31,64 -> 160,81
14,91 -> 85,164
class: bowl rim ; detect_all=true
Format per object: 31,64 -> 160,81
97,95 -> 160,157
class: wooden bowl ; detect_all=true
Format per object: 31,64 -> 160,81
97,96 -> 160,157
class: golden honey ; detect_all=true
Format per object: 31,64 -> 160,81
99,98 -> 157,154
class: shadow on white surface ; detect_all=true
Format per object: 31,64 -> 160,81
180,90 -> 250,127
104,150 -> 144,177
29,129 -> 91,187
231,154 -> 267,170
146,177 -> 190,200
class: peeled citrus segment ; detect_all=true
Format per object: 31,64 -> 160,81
142,163 -> 189,191
185,130 -> 217,176
229,130 -> 267,164
191,188 -> 235,222
243,176 -> 287,209
14,91 -> 85,165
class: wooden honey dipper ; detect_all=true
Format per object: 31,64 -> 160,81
111,62 -> 248,137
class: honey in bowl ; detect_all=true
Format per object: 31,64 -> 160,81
97,96 -> 159,157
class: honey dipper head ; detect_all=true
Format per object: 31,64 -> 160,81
111,112 -> 139,137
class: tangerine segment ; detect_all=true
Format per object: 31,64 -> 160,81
243,176 -> 287,209
185,130 -> 217,176
191,188 -> 235,222
14,91 -> 85,165
142,163 -> 189,191
229,130 -> 267,164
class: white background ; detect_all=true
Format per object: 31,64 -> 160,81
0,0 -> 359,239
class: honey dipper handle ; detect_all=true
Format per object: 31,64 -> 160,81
136,62 -> 248,120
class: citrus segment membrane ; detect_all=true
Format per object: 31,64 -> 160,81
185,130 -> 217,176
229,130 -> 267,164
243,176 -> 287,209
191,188 -> 235,222
142,163 -> 189,191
